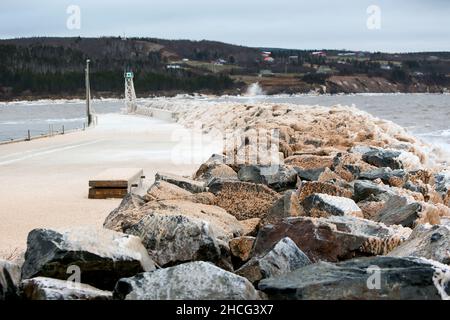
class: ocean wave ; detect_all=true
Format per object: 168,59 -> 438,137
418,129 -> 450,138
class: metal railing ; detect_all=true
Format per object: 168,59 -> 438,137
0,123 -> 90,146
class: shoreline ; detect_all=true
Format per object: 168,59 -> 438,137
1,90 -> 449,104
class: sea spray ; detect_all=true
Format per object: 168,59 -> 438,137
245,83 -> 265,97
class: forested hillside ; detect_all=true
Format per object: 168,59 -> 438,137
1,37 -> 449,100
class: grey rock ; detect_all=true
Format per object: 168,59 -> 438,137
125,213 -> 224,268
237,165 -> 297,191
21,228 -> 155,290
303,193 -> 362,218
0,260 -> 21,300
105,197 -> 243,243
155,172 -> 206,193
259,256 -> 450,300
252,216 -> 411,262
435,171 -> 450,205
404,180 -> 426,195
362,148 -> 403,170
353,180 -> 391,203
374,195 -> 422,228
236,237 -> 311,284
263,190 -> 302,225
435,171 -> 450,194
114,261 -> 263,300
21,277 -> 112,300
194,162 -> 237,185
103,193 -> 147,231
237,165 -> 265,184
359,167 -> 408,186
294,167 -> 325,181
388,224 -> 450,264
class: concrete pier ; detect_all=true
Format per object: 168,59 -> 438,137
0,113 -> 200,257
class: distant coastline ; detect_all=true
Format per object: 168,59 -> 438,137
1,37 -> 449,102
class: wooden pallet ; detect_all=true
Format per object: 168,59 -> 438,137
88,168 -> 144,199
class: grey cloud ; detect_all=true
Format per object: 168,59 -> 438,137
0,0 -> 449,52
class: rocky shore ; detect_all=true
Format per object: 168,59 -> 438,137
1,102 -> 450,300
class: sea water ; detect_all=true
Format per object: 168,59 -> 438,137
1,94 -> 449,159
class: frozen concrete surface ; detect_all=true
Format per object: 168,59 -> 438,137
0,113 -> 211,257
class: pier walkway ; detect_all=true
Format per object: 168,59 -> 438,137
0,113 -> 200,257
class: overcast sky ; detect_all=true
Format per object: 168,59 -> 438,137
1,0 -> 449,52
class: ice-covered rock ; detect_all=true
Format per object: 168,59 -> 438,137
302,193 -> 363,218
0,260 -> 21,300
259,256 -> 450,300
388,224 -> 450,264
125,213 -> 230,269
21,277 -> 112,300
114,261 -> 263,300
21,228 -> 155,290
236,237 -> 311,283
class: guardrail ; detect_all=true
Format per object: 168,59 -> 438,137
0,116 -> 98,146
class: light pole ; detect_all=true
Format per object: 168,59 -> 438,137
85,59 -> 92,126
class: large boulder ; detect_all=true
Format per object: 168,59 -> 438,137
294,167 -> 325,182
145,180 -> 216,205
125,213 -> 227,269
388,224 -> 450,264
145,180 -> 192,201
208,179 -> 280,220
21,228 -> 155,290
143,200 -> 243,240
104,193 -> 147,232
353,180 -> 391,203
21,277 -> 112,300
330,152 -> 376,182
359,167 -> 408,187
194,161 -> 238,185
373,195 -> 422,228
237,165 -> 297,191
252,216 -> 411,262
302,193 -> 363,218
0,260 -> 21,300
259,256 -> 450,300
114,261 -> 263,300
236,237 -> 311,284
435,171 -> 450,205
155,172 -> 206,193
361,148 -> 404,170
263,190 -> 302,225
105,199 -> 243,241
